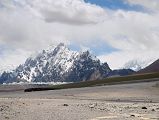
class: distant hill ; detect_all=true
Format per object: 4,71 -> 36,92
137,59 -> 159,74
108,69 -> 135,77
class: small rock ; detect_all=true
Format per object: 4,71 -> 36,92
0,105 -> 9,112
117,99 -> 120,101
4,116 -> 9,119
152,109 -> 155,111
130,115 -> 135,117
63,104 -> 69,106
0,108 -> 4,111
89,103 -> 97,108
142,107 -> 147,109
99,108 -> 105,111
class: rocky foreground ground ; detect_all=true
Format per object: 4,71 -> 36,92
0,81 -> 159,120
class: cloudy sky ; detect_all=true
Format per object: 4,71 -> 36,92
0,0 -> 159,71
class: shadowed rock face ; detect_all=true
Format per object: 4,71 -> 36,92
0,43 -> 112,83
64,51 -> 111,82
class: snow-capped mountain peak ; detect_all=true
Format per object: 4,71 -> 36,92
123,59 -> 154,71
0,43 -> 111,83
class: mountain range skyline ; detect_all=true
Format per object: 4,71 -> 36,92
0,43 -> 136,84
0,42 -> 155,74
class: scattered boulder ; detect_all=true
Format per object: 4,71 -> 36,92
0,107 -> 4,111
130,115 -> 135,117
63,104 -> 69,106
89,103 -> 97,109
4,116 -> 9,119
142,107 -> 147,109
0,105 -> 9,112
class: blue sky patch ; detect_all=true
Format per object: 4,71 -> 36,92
0,45 -> 14,56
90,42 -> 118,55
0,45 -> 7,56
69,40 -> 118,56
84,0 -> 144,12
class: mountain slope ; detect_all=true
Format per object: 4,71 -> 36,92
0,43 -> 112,83
137,59 -> 159,74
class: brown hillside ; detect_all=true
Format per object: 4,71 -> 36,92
137,59 -> 159,74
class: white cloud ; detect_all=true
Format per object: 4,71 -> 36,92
26,0 -> 107,25
0,48 -> 31,73
125,0 -> 159,12
0,0 -> 159,71
98,50 -> 159,70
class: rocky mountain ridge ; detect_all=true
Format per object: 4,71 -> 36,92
0,43 -> 114,84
